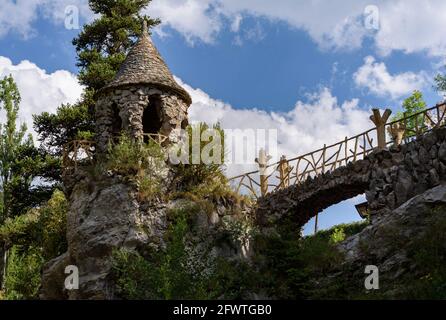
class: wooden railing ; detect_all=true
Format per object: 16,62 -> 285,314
229,102 -> 446,198
62,140 -> 96,174
141,133 -> 169,145
62,133 -> 169,173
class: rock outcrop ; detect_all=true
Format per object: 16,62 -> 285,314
40,168 -> 252,299
317,183 -> 446,298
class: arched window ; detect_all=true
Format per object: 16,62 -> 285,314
142,95 -> 163,136
111,103 -> 122,135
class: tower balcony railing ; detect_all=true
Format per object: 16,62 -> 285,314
62,133 -> 169,174
62,139 -> 96,175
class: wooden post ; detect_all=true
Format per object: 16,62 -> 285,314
370,108 -> 392,150
387,122 -> 406,146
255,149 -> 272,196
278,155 -> 291,189
314,213 -> 319,234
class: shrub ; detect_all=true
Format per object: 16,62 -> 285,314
0,190 -> 67,300
107,134 -> 166,200
113,209 -> 195,300
0,190 -> 67,260
330,227 -> 346,244
172,123 -> 226,192
112,206 -> 257,300
4,246 -> 44,300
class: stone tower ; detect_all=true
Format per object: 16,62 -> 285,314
40,22 -> 193,300
95,21 -> 192,153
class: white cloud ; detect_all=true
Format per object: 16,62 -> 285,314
0,56 -> 84,139
353,56 -> 428,100
4,0 -> 446,57
145,0 -> 222,44
145,0 -> 446,57
0,0 -> 93,38
178,77 -> 372,177
0,56 -> 373,181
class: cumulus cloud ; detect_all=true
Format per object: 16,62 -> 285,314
0,56 -> 84,139
144,0 -> 222,44
144,0 -> 446,57
178,77 -> 372,177
353,56 -> 428,100
0,56 -> 373,181
0,0 -> 93,38
5,0 -> 446,57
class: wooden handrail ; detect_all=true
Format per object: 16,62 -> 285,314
229,102 -> 446,197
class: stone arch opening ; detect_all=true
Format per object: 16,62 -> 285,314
143,95 -> 163,137
302,193 -> 368,236
111,103 -> 122,135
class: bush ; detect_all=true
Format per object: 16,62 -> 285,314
112,206 -> 256,300
255,221 -> 368,299
0,190 -> 67,260
4,246 -> 44,300
0,190 -> 67,300
172,123 -> 226,192
107,134 -> 166,200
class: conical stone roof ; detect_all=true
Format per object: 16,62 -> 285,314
103,21 -> 192,105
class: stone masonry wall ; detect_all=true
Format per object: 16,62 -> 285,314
256,127 -> 446,231
95,85 -> 189,153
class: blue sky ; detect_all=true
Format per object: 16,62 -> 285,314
1,0 -> 446,234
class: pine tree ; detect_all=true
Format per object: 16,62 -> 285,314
34,0 -> 160,156
74,0 -> 160,91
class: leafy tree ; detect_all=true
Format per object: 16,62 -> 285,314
391,90 -> 427,133
0,190 -> 67,299
0,75 -> 58,290
434,68 -> 446,95
33,102 -> 94,157
0,75 -> 31,223
0,75 -> 30,289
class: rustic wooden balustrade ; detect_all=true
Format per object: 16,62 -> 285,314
62,133 -> 169,173
229,102 -> 446,198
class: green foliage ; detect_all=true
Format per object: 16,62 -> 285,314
391,90 -> 427,134
397,206 -> 446,299
113,209 -> 198,299
255,221 -> 368,299
33,102 -> 94,157
330,227 -> 346,244
173,123 -> 225,186
172,123 -> 237,202
0,190 -> 67,261
106,134 -> 166,200
73,0 -> 160,91
434,69 -> 446,94
113,206 -> 257,300
3,246 -> 44,300
0,190 -> 67,300
0,75 -> 31,223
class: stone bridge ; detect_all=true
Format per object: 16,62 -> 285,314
255,127 -> 446,230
